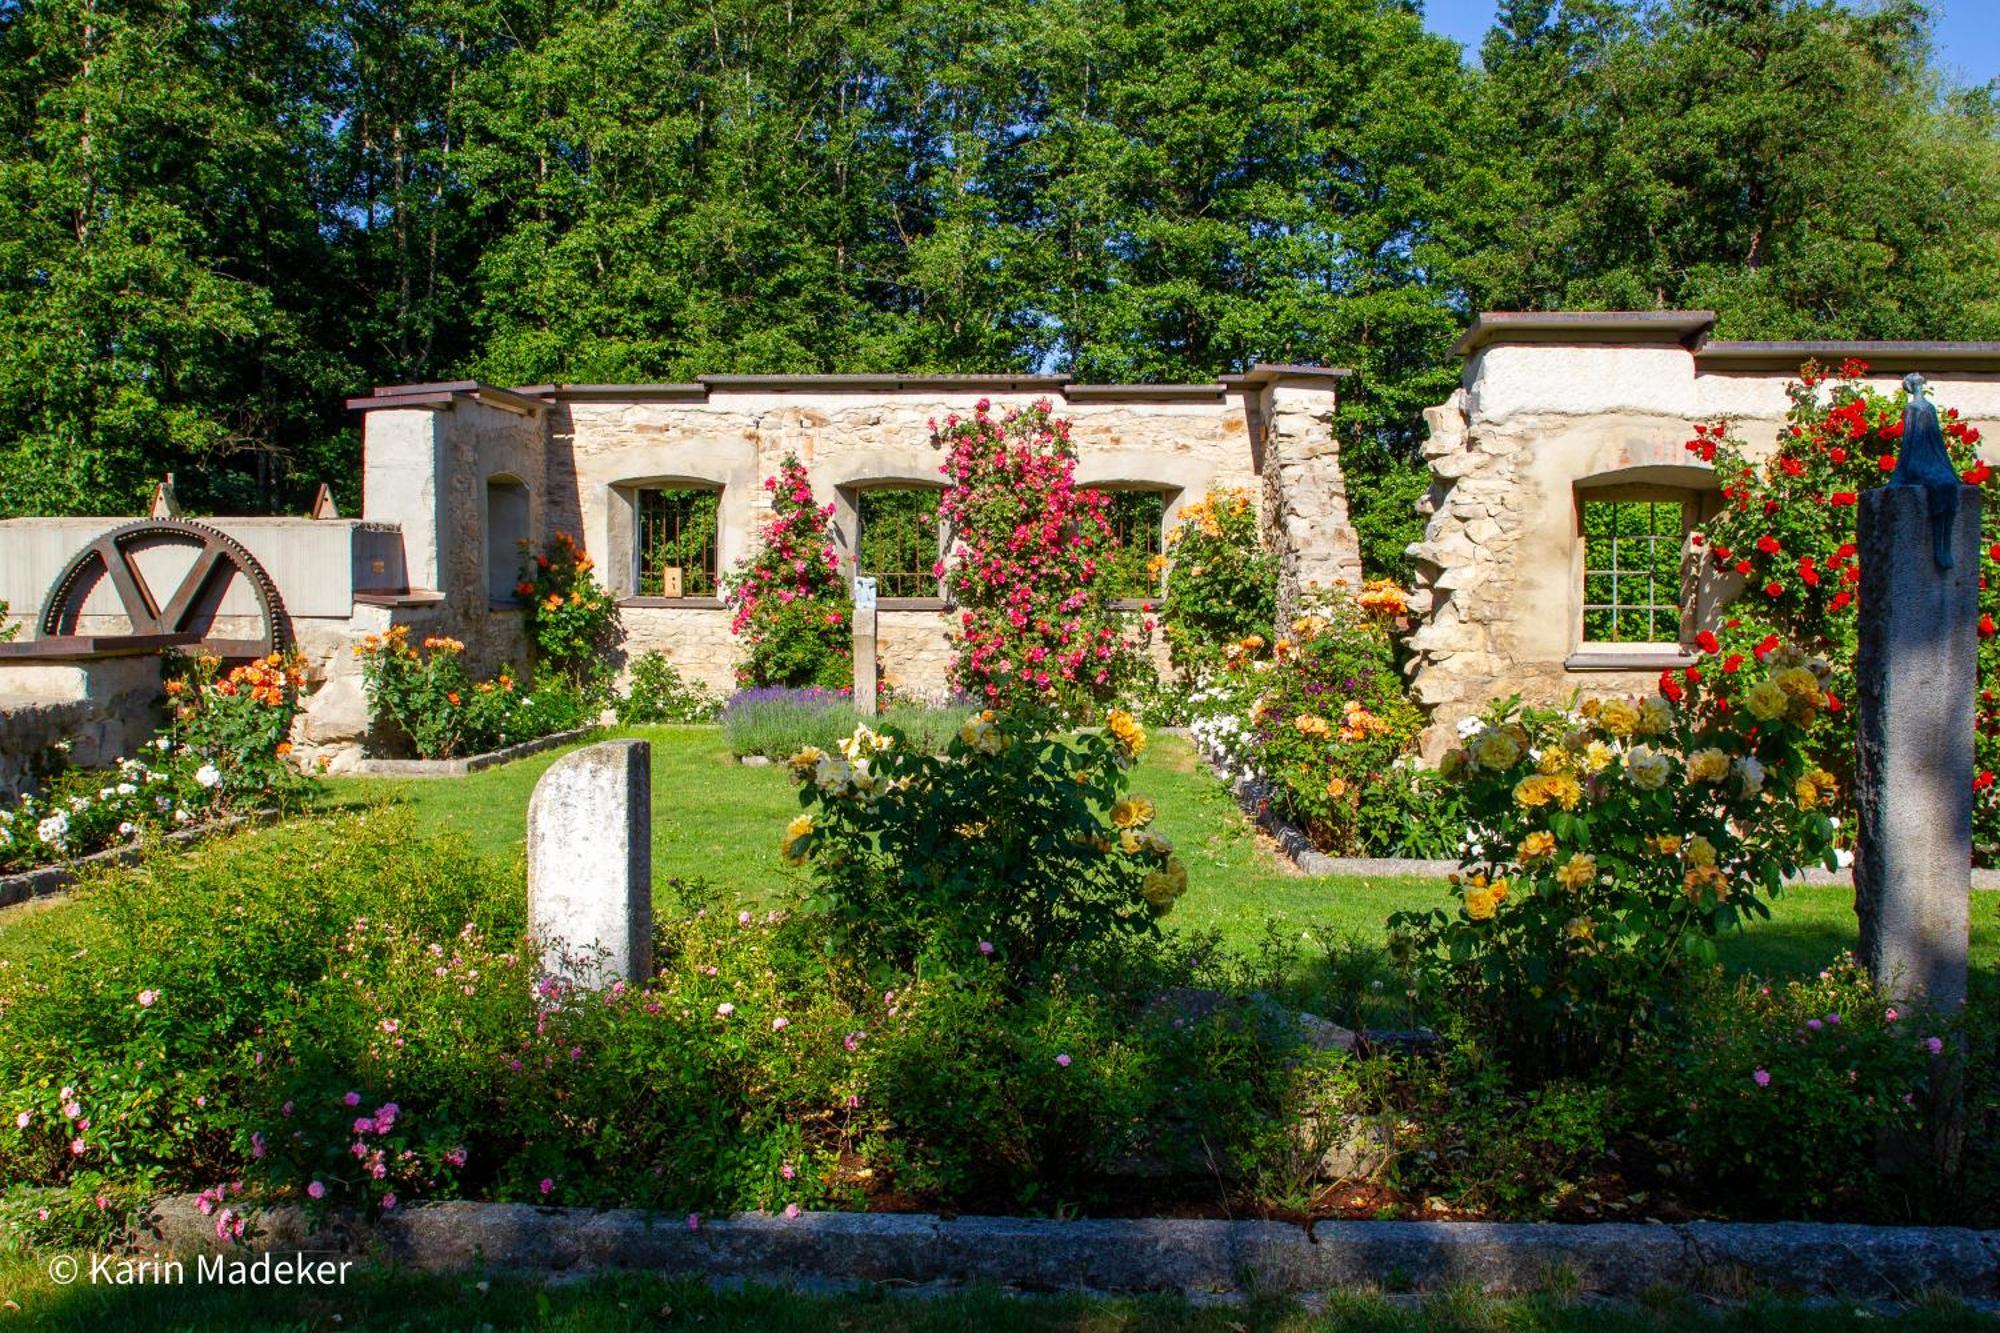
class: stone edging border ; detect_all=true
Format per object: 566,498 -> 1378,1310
0,812 -> 267,909
1199,742 -> 2000,890
350,728 -> 598,778
136,1195 -> 2000,1301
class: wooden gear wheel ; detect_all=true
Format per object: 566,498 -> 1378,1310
38,519 -> 291,658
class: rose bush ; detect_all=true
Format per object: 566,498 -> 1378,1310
1184,581 -> 1446,855
356,627 -> 587,759
725,455 -> 850,690
0,652 -> 313,874
777,709 -> 1183,978
1687,358 -> 1999,855
934,401 -> 1148,716
1157,488 -> 1276,681
1391,638 -> 1840,1075
518,531 -> 622,694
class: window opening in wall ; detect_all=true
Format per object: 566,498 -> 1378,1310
638,486 -> 720,598
856,488 -> 942,599
486,477 -> 529,603
1580,497 -> 1689,644
1090,489 -> 1167,601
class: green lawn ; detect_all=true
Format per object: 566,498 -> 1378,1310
314,726 -> 1998,982
0,1253 -> 1993,1331
7,726 -> 1996,986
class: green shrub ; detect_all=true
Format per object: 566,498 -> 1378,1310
1186,581 -> 1431,856
1158,488 -> 1276,681
1392,642 -> 1840,1077
615,651 -> 721,724
355,628 -> 590,759
719,687 -> 960,759
778,709 -> 1181,977
519,532 -> 624,695
1629,957 -> 1937,1216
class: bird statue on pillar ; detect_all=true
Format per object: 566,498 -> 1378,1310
1888,372 -> 1961,570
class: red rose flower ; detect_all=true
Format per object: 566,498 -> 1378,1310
1831,492 -> 1856,506
1756,535 -> 1781,555
1695,630 -> 1721,654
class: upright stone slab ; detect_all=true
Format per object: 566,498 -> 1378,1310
1854,484 -> 1978,1011
527,739 -> 652,986
852,576 -> 879,717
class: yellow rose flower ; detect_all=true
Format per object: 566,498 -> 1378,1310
1773,666 -> 1821,701
1141,859 -> 1189,911
1555,854 -> 1597,890
1110,795 -> 1157,829
1624,744 -> 1672,791
1464,886 -> 1501,920
1326,776 -> 1349,800
1684,834 -> 1717,869
1105,709 -> 1147,759
780,814 -> 815,866
1293,714 -> 1332,740
1521,830 -> 1557,862
1653,833 -> 1683,856
1471,728 -> 1522,772
1514,775 -> 1551,808
1683,864 -> 1730,900
1583,741 -> 1617,774
1565,916 -> 1595,941
1439,748 -> 1469,779
1688,748 -> 1731,783
786,746 -> 826,782
1597,699 -> 1640,737
1744,679 -> 1790,722
1636,697 -> 1673,736
1544,773 -> 1583,810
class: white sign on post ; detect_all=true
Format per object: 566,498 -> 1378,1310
852,576 -> 879,716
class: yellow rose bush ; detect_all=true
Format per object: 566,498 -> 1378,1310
778,708 -> 1185,979
1392,642 -> 1840,1073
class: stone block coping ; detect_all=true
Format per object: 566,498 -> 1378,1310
349,728 -> 598,778
0,813 -> 266,909
134,1195 -> 2000,1301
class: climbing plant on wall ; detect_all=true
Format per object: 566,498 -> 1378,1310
725,456 -> 851,690
1686,358 -> 2000,860
935,401 -> 1148,717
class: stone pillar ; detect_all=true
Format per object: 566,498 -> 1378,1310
527,739 -> 652,986
852,576 -> 878,716
1854,484 -> 1978,1011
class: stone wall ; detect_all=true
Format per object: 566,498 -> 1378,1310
1405,314 -> 2000,756
366,370 -> 1359,698
0,655 -> 165,798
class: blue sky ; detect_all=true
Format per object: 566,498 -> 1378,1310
1419,0 -> 2000,87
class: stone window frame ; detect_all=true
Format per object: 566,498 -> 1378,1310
1079,482 -> 1178,610
483,474 -> 532,609
836,480 -> 950,611
1566,477 -> 1719,671
613,475 -> 732,610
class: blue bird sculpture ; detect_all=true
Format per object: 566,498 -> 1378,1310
1888,373 -> 1962,570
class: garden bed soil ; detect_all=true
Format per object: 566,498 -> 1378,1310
131,1193 -> 2000,1302
0,811 -> 269,909
349,727 -> 598,778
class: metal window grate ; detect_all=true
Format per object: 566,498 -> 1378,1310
1093,489 -> 1166,600
638,487 -> 720,597
857,488 -> 941,598
1581,499 -> 1686,643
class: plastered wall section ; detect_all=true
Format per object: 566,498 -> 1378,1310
537,386 -> 1348,695
1407,344 -> 2000,756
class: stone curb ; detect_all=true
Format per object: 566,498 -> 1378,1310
0,812 -> 266,909
350,728 -> 598,778
134,1196 -> 2000,1301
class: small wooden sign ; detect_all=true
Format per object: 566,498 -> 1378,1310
149,475 -> 180,519
659,566 -> 683,599
309,483 -> 340,519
